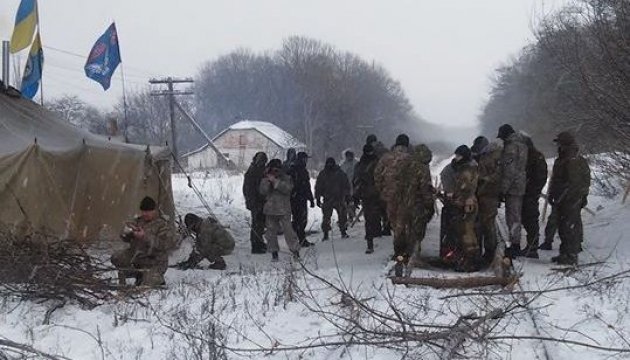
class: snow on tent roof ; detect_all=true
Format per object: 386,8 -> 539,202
227,120 -> 306,149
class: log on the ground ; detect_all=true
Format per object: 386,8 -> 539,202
390,275 -> 518,289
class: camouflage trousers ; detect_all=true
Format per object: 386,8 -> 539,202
557,201 -> 584,256
111,249 -> 168,286
522,194 -> 541,251
265,214 -> 300,253
188,236 -> 235,267
321,200 -> 348,233
393,213 -> 429,258
477,196 -> 499,257
453,206 -> 479,258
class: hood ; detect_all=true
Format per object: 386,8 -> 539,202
411,144 -> 432,164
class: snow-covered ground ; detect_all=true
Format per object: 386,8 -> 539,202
1,165 -> 630,359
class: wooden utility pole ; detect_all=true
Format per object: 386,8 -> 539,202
149,77 -> 194,165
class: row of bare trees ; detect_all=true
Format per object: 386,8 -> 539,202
194,36 -> 424,163
480,0 -> 629,185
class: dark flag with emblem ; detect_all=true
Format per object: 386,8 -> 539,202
84,22 -> 121,90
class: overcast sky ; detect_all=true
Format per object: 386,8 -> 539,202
1,0 -> 566,127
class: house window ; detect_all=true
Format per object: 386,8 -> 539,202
239,134 -> 246,148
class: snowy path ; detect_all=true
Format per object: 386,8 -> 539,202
0,171 -> 629,359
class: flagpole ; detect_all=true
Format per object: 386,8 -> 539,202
35,0 -> 44,106
120,63 -> 129,139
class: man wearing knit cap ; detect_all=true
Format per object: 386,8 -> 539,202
374,134 -> 412,258
353,143 -> 381,253
111,196 -> 172,286
548,131 -> 590,265
497,124 -> 529,256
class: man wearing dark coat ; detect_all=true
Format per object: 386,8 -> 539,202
243,152 -> 268,254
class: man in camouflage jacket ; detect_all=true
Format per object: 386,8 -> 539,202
176,213 -> 236,270
111,196 -> 173,286
497,124 -> 528,255
548,131 -> 590,265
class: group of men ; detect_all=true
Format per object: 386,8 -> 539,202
359,123 -> 590,272
109,123 -> 591,285
242,148 -> 371,262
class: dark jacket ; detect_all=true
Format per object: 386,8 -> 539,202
549,145 -> 590,208
315,165 -> 350,203
288,161 -> 314,203
353,153 -> 379,201
243,163 -> 267,212
525,145 -> 548,197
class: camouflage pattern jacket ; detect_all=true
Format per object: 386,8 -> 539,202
195,217 -> 236,255
259,172 -> 294,216
398,144 -> 435,219
374,145 -> 410,204
476,142 -> 503,198
549,146 -> 590,208
500,133 -> 529,196
122,216 -> 171,258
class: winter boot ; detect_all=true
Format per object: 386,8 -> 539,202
551,254 -> 567,263
341,230 -> 349,239
524,250 -> 539,259
322,231 -> 329,241
271,251 -> 279,262
209,257 -> 227,270
393,256 -> 405,277
291,250 -> 300,260
251,242 -> 267,254
556,254 -> 577,266
300,239 -> 314,247
505,245 -> 521,259
539,241 -> 553,251
365,238 -> 374,254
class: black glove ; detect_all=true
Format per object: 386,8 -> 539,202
310,200 -> 315,208
316,198 -> 322,208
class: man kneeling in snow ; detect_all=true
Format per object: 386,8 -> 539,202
175,213 -> 236,270
111,196 -> 171,286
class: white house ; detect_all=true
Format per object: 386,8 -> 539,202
183,120 -> 307,171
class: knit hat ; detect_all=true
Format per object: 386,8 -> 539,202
454,145 -> 472,161
139,196 -> 156,211
325,157 -> 336,167
471,136 -> 489,154
268,159 -> 282,169
366,134 -> 377,144
184,213 -> 201,228
497,124 -> 515,140
395,134 -> 410,147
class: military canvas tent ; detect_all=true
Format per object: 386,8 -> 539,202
0,91 -> 175,242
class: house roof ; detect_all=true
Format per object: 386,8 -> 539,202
183,120 -> 306,157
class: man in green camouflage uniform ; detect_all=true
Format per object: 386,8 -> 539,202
451,145 -> 480,272
472,136 -> 503,266
175,213 -> 236,270
398,144 -> 435,266
111,196 -> 172,286
374,134 -> 411,255
549,131 -> 590,265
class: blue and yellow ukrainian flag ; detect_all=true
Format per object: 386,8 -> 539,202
10,0 -> 38,53
21,32 -> 43,99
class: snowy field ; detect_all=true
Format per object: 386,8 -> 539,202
1,164 -> 630,359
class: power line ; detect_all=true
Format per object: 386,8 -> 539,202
149,77 -> 194,166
